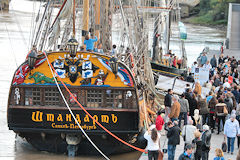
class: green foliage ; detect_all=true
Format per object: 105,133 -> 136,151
191,0 -> 239,25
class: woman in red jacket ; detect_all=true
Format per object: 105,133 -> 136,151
156,109 -> 165,133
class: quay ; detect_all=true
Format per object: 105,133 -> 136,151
138,134 -> 237,160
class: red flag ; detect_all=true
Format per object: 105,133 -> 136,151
228,76 -> 233,84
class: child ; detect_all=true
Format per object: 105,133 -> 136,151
192,130 -> 202,160
213,148 -> 225,160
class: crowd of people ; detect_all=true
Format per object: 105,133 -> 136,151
144,52 -> 240,160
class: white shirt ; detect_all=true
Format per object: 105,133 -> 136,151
182,125 -> 197,143
144,131 -> 161,151
224,119 -> 239,138
223,82 -> 231,88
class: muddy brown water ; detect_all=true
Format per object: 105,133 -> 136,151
0,0 -> 225,159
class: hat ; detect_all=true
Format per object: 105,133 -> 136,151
149,124 -> 156,130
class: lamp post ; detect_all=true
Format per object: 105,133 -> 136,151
28,50 -> 37,73
67,38 -> 79,57
109,56 -> 118,78
28,49 -> 37,75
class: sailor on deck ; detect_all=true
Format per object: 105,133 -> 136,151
84,35 -> 98,51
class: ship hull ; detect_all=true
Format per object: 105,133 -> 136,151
151,62 -> 186,77
18,131 -> 146,155
8,107 -> 146,155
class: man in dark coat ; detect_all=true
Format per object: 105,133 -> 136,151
213,74 -> 221,87
201,125 -> 211,160
167,121 -> 181,160
186,73 -> 195,83
164,89 -> 173,121
232,85 -> 240,103
185,88 -> 196,117
218,54 -> 224,64
210,55 -> 217,68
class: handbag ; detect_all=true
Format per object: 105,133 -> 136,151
162,138 -> 167,153
183,125 -> 187,141
222,137 -> 227,152
158,150 -> 164,160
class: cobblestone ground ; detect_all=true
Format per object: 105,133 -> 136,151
139,131 -> 238,160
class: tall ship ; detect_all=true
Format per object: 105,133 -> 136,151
150,0 -> 188,78
7,0 -> 160,157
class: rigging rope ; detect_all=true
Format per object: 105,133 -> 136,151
28,0 -> 36,50
42,51 -> 146,154
125,0 -> 175,67
44,51 -> 110,160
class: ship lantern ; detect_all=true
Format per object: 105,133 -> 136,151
28,50 -> 37,69
67,38 -> 79,57
109,56 -> 118,78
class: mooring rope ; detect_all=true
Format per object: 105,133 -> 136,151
43,51 -> 146,153
44,51 -> 110,160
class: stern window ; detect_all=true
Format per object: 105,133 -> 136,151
45,88 -> 60,105
24,88 -> 41,106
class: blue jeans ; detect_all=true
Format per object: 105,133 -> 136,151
168,145 -> 176,160
178,112 -> 187,127
227,137 -> 235,153
171,118 -> 178,123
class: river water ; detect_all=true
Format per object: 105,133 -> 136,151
0,0 -> 225,160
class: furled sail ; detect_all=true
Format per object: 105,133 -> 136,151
58,0 -> 73,19
48,19 -> 60,48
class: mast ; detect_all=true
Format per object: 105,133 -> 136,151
72,0 -> 76,37
166,10 -> 171,53
94,0 -> 100,46
82,0 -> 89,44
152,15 -> 159,63
100,0 -> 112,52
176,0 -> 187,69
